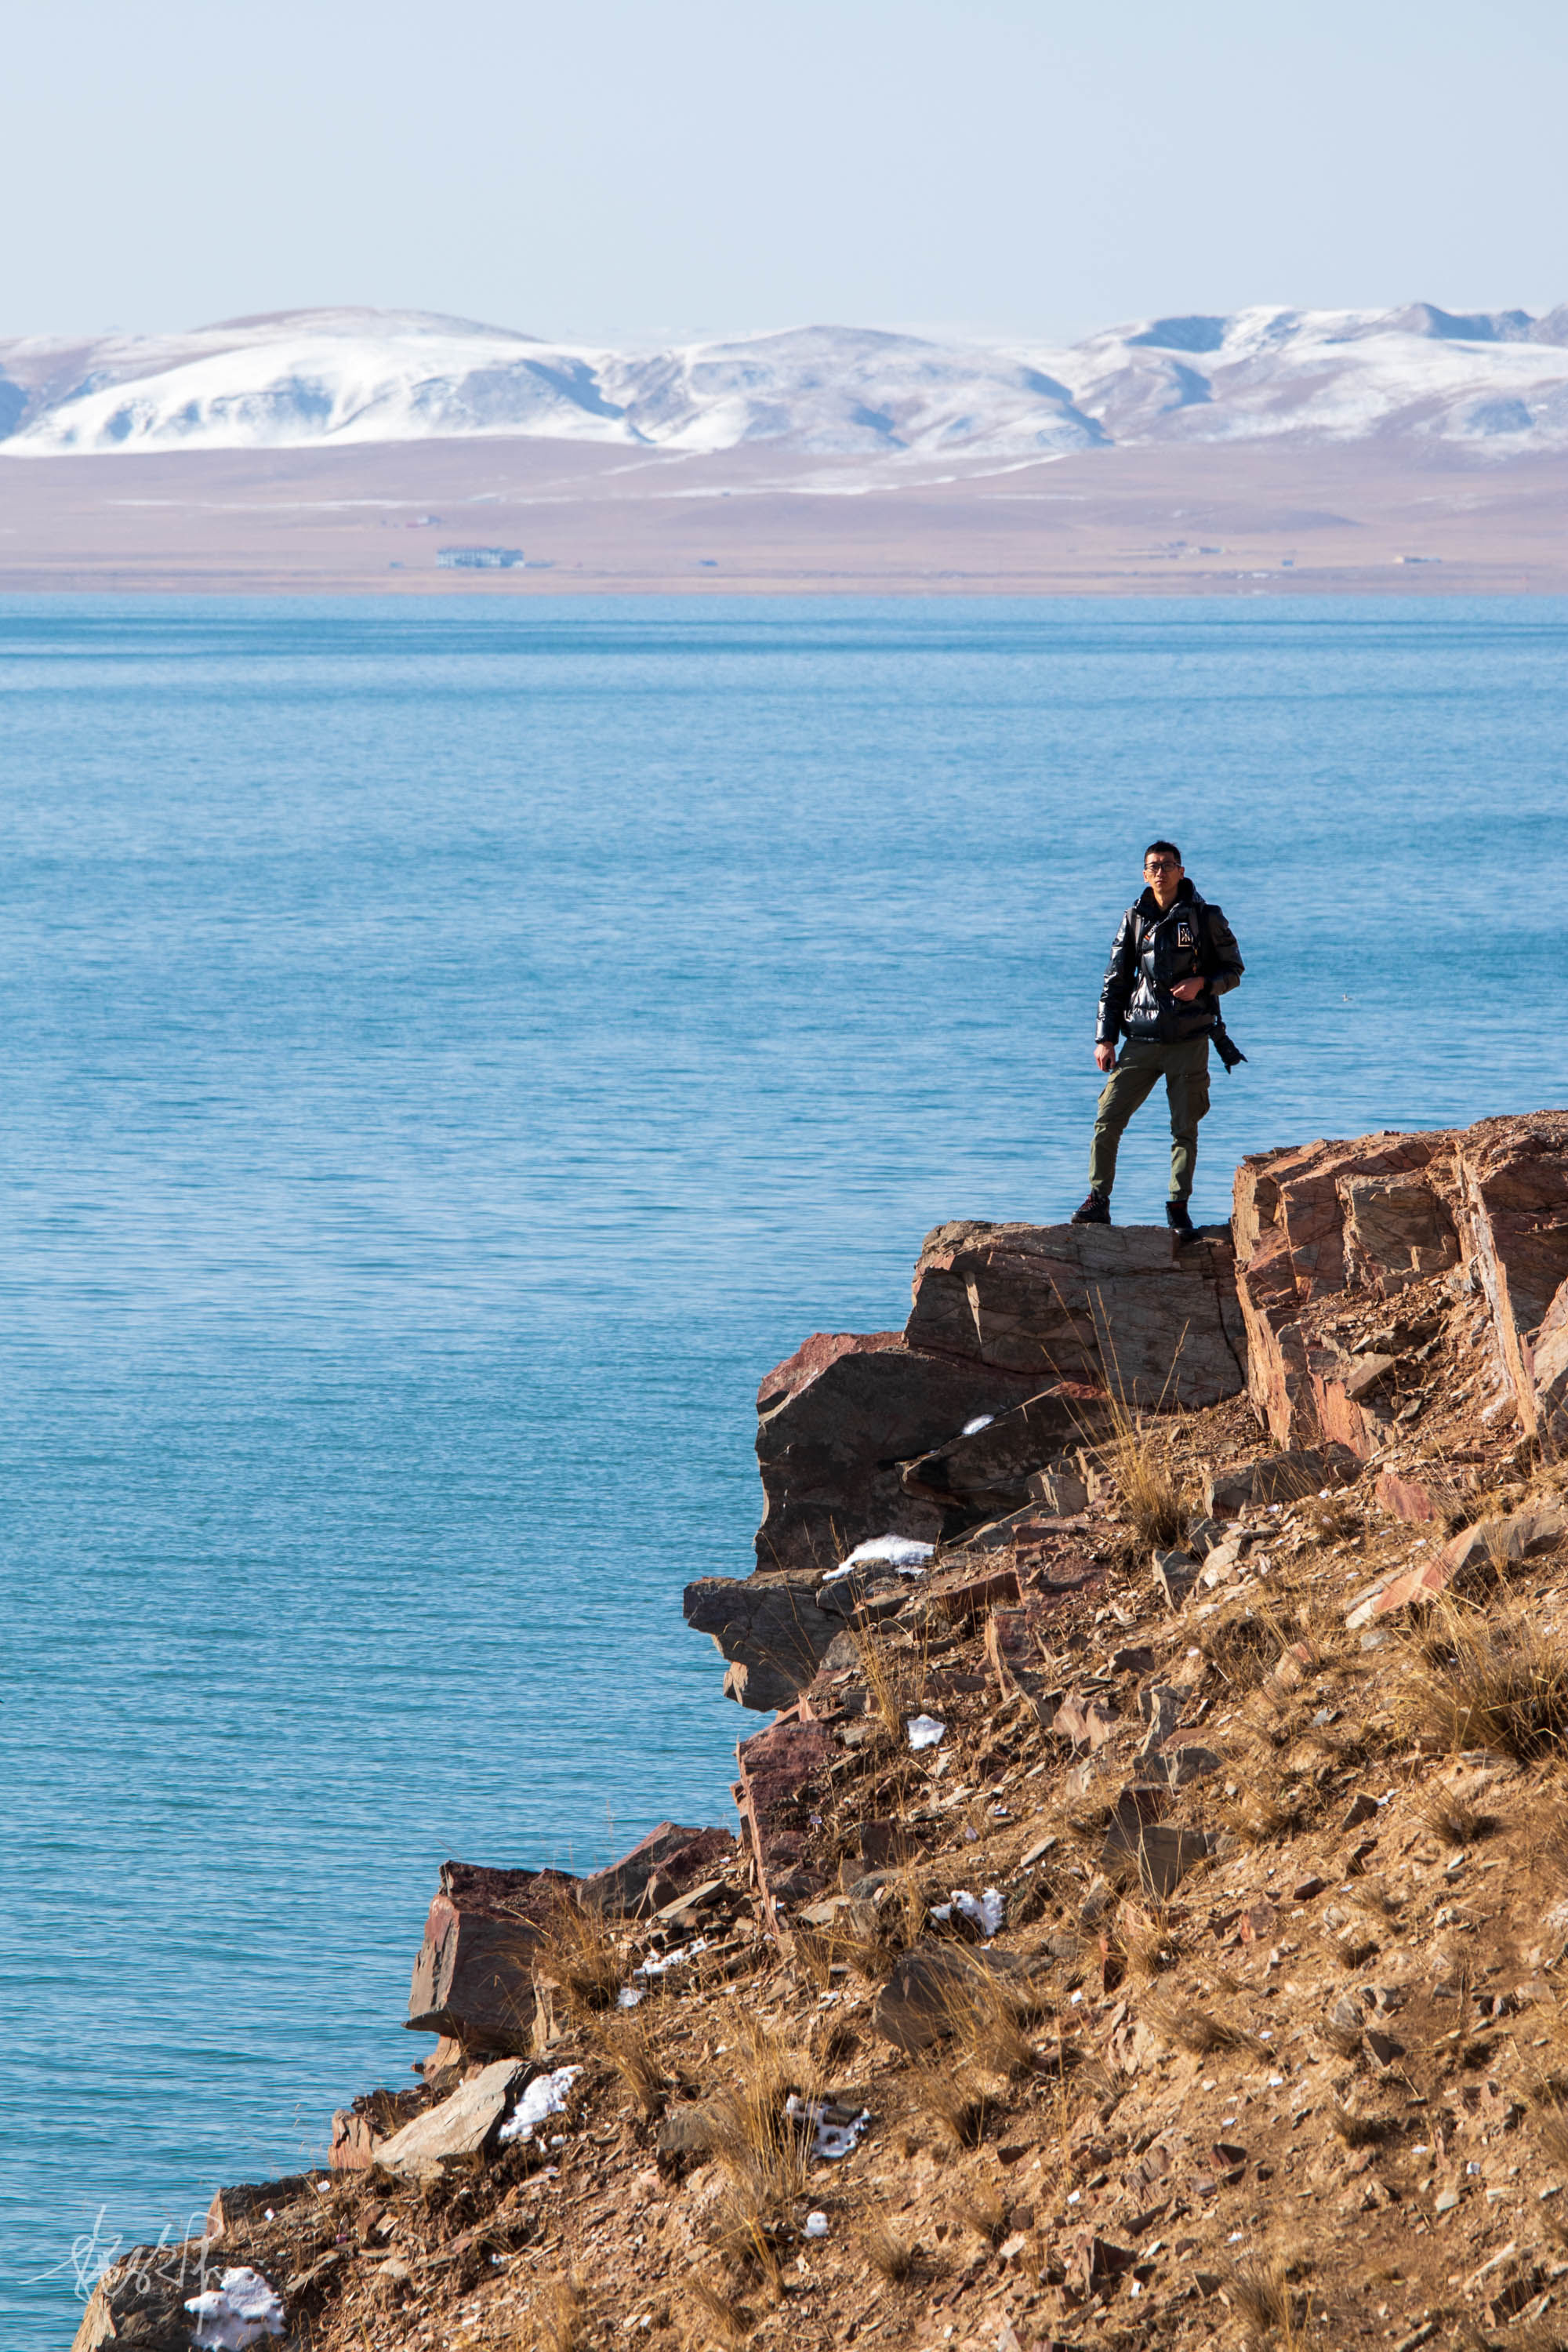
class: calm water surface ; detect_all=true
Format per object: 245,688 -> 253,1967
2,595 -> 1563,2346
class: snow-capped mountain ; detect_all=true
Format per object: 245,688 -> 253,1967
3,303 -> 1567,460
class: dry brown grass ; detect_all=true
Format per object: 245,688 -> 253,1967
954,2181 -> 1008,2247
1111,1901 -> 1182,1982
702,2016 -> 816,2210
534,1895 -> 623,2019
583,2004 -> 669,2119
1103,1406 -> 1191,1558
1202,1606 -> 1307,1696
1219,1783 -> 1307,1844
1227,2253 -> 1300,2347
1420,1790 -> 1496,1846
906,2061 -> 988,2151
1532,2096 -> 1568,2173
1329,2102 -> 1397,2148
864,2218 -> 916,2282
1144,1991 -> 1262,2056
684,2276 -> 753,2347
1398,1603 -> 1568,1760
532,2272 -> 589,2352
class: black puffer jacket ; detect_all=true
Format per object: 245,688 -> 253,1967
1096,878 -> 1244,1047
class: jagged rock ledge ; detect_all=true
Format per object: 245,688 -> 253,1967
74,1110 -> 1568,2352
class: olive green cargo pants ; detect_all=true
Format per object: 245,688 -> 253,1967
1089,1036 -> 1211,1202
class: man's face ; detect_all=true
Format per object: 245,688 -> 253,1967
1144,850 -> 1183,904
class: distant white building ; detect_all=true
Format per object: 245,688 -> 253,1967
437,546 -> 524,569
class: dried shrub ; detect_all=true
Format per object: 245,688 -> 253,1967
583,2005 -> 668,2119
1329,2102 -> 1396,2148
533,2273 -> 589,2352
1103,1410 -> 1191,1558
1398,1605 -> 1568,1761
954,2182 -> 1007,2246
534,1895 -> 623,2019
1533,2096 -> 1568,2174
1202,1608 -> 1303,1696
1420,1791 -> 1495,1846
703,2017 -> 816,2210
1143,1992 -> 1261,2056
685,2276 -> 753,2347
907,2062 -> 987,2151
1219,1783 -> 1306,1845
864,2219 -> 916,2282
1112,1901 -> 1182,1982
1227,2253 -> 1300,2347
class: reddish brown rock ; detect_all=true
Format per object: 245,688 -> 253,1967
900,1383 -> 1092,1524
906,1219 -> 1245,1406
1232,1112 -> 1568,1454
683,1571 -> 845,1711
580,1821 -> 735,1916
1537,1279 -> 1568,1461
1460,1114 -> 1568,1437
1374,1468 -> 1443,1522
732,1717 -> 832,1938
406,1861 -> 579,2053
753,1330 -> 1033,1573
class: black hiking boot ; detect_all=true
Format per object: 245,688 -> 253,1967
1165,1197 -> 1195,1239
1071,1189 -> 1111,1225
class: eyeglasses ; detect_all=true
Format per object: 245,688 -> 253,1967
1145,858 -> 1180,871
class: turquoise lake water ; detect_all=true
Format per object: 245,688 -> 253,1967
2,593 -> 1563,2346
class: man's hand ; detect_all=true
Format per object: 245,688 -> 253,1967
1095,1043 -> 1116,1073
1171,976 -> 1206,1003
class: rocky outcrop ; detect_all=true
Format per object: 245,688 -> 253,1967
406,1862 -> 579,2052
1234,1111 -> 1568,1459
753,1329 -> 1034,1573
906,1219 -> 1244,1405
751,1224 -> 1244,1579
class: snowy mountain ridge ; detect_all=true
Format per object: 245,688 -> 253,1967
5,302 -> 1568,459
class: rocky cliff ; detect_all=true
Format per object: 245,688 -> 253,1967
76,1111 -> 1568,2352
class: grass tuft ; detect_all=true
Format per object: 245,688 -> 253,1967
533,2273 -> 589,2352
864,2219 -> 916,2282
1329,2102 -> 1396,2148
685,2277 -> 753,2347
1144,1991 -> 1262,2056
1398,1604 -> 1568,1761
534,1895 -> 624,2020
907,2062 -> 987,2151
1228,2253 -> 1299,2347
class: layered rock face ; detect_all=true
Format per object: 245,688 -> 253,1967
688,1221 -> 1243,1708
753,1223 -> 1243,1577
1235,1110 -> 1568,1465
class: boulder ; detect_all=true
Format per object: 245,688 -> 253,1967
376,2058 -> 528,2175
1460,1115 -> 1568,1438
753,1330 -> 1034,1572
732,1716 -> 833,1935
1340,1171 -> 1458,1294
1203,1444 -> 1361,1517
407,1861 -> 578,2052
905,1220 -> 1245,1407
1537,1279 -> 1568,1461
72,2245 -> 230,2352
684,1572 -> 843,1712
900,1384 -> 1092,1526
1232,1112 -> 1568,1453
871,1941 -> 1022,2053
580,1822 -> 735,1916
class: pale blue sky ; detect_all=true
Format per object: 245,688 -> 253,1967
5,0 -> 1565,343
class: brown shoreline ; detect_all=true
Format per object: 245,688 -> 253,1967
2,436 -> 1564,595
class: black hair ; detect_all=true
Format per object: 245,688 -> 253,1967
1144,839 -> 1181,865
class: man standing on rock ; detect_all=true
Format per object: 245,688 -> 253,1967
1073,840 -> 1244,1236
